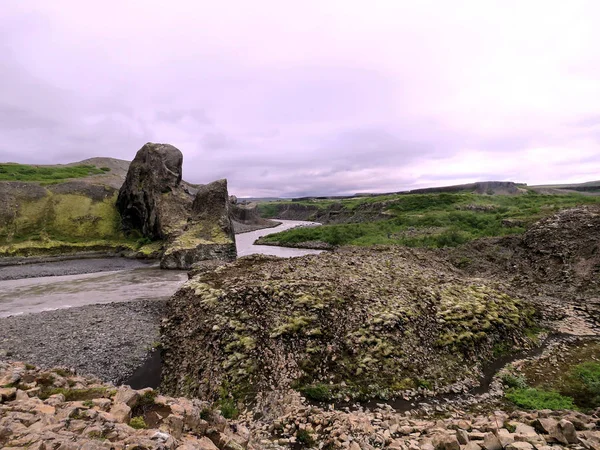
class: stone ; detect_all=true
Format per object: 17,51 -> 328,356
457,429 -> 469,445
162,413 -> 184,439
432,433 -> 460,450
0,387 -> 17,402
109,402 -> 131,424
113,386 -> 140,408
160,179 -> 237,269
465,443 -> 482,450
506,443 -> 534,450
534,418 -> 558,435
482,433 -> 503,450
92,398 -> 112,411
552,419 -> 578,445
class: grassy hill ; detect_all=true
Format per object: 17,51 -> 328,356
257,190 -> 600,248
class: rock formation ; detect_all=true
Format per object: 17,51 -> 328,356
230,202 -> 280,233
116,143 -> 190,240
117,143 -> 237,270
160,179 -> 237,269
161,247 -> 535,403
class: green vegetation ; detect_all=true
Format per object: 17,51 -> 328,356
561,362 -> 600,409
218,398 -> 239,419
298,383 -> 332,402
503,345 -> 600,411
0,191 -> 145,257
0,163 -> 107,182
129,416 -> 148,429
296,429 -> 316,447
39,387 -> 111,401
137,390 -> 157,407
258,192 -> 600,248
505,388 -> 576,410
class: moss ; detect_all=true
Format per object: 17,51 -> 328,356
39,387 -> 111,401
0,190 -> 141,256
167,222 -> 233,252
130,416 -> 148,429
270,315 -> 315,338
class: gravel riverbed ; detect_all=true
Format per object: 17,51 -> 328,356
0,256 -> 153,281
0,299 -> 165,384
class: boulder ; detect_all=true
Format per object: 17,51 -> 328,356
432,434 -> 460,450
117,142 -> 191,240
552,419 -> 578,445
160,179 -> 237,269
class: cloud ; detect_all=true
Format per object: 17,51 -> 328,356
0,0 -> 599,196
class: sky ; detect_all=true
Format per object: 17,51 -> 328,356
1,1 -> 599,197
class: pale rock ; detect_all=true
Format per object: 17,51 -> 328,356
109,402 -> 131,424
534,418 -> 558,435
464,443 -> 483,450
552,419 -> 578,445
432,433 -> 460,450
457,428 -> 469,445
506,443 -> 534,450
92,398 -> 112,411
163,413 -> 184,439
482,432 -> 503,450
113,386 -> 140,408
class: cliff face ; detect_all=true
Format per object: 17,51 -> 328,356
0,144 -> 239,261
160,179 -> 237,269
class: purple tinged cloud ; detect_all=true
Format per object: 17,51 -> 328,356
1,0 -> 599,197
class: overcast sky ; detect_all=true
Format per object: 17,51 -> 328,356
1,1 -> 599,197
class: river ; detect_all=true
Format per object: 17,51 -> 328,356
0,220 -> 321,317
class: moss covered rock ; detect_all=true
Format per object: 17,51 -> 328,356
160,179 -> 237,269
161,247 -> 536,403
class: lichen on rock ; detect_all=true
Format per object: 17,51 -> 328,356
161,247 -> 536,404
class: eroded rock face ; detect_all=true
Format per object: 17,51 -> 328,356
116,143 -> 190,240
161,247 -> 535,403
160,179 -> 237,270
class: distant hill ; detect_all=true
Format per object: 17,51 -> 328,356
530,180 -> 600,195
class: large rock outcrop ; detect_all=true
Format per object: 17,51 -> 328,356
117,143 -> 237,269
160,179 -> 237,269
116,143 -> 191,240
161,247 -> 535,403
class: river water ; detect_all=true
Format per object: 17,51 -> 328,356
0,220 -> 321,317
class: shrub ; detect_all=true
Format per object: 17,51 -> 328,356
562,361 -> 600,409
500,372 -> 528,389
505,388 -> 576,410
130,416 -> 147,429
297,429 -> 316,447
298,383 -> 332,402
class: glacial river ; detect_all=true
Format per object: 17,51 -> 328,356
0,220 -> 321,317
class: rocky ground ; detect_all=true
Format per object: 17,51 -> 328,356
0,300 -> 165,384
2,360 -> 600,449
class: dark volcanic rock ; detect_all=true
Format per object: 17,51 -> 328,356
116,142 -> 191,240
161,247 -> 535,403
160,179 -> 237,269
